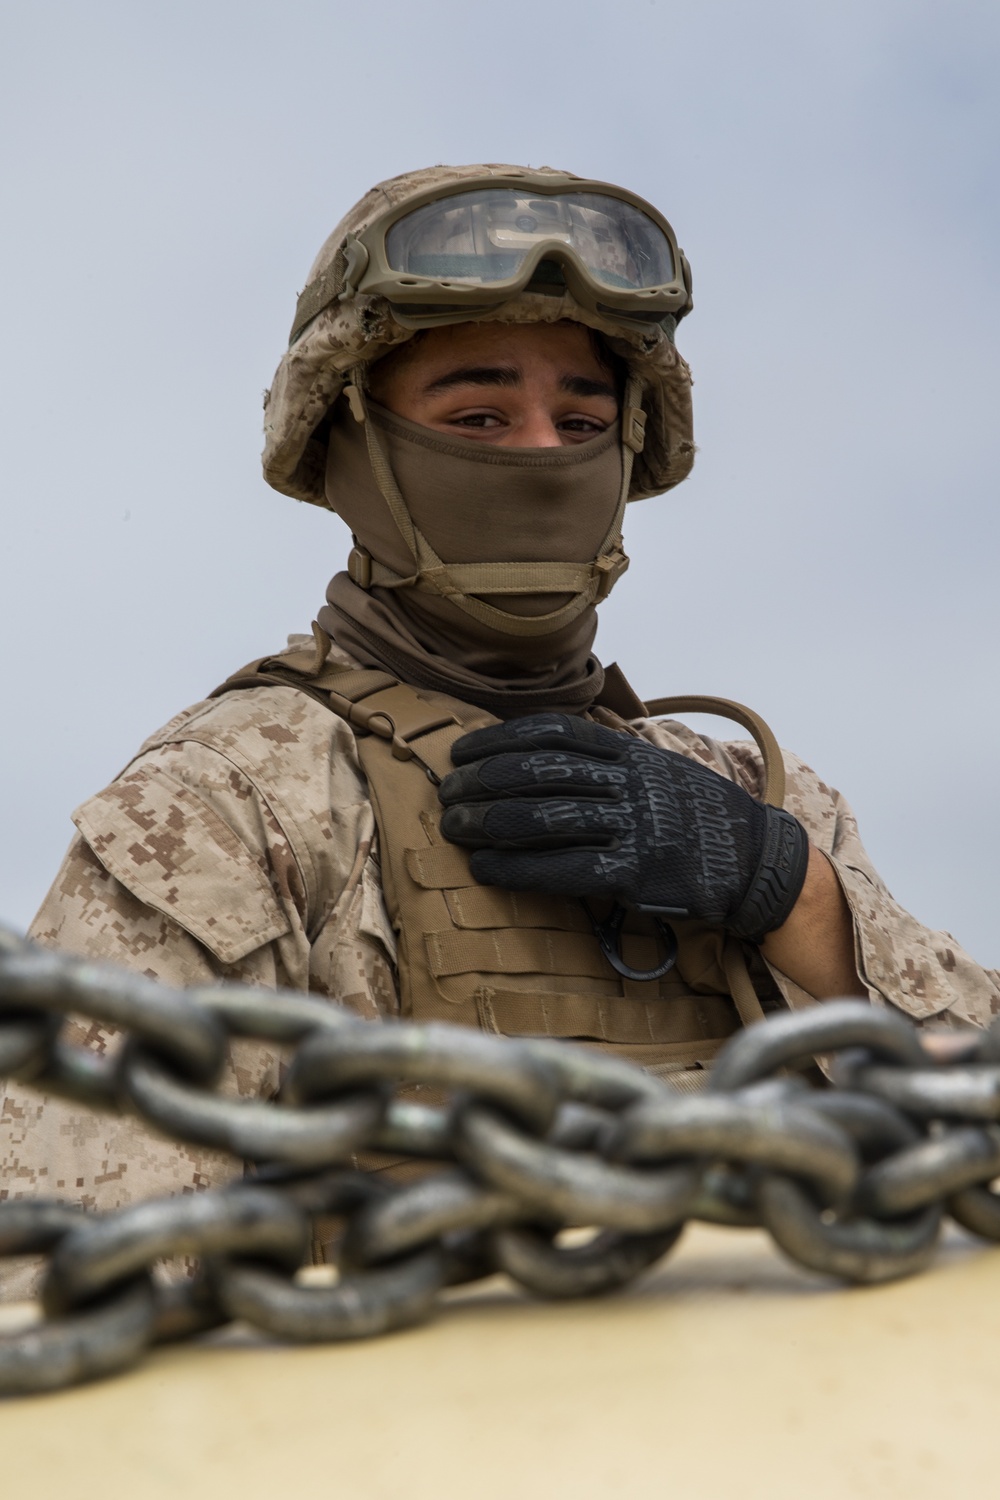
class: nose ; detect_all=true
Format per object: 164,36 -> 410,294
514,406 -> 563,448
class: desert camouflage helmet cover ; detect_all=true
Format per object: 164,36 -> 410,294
262,163 -> 695,506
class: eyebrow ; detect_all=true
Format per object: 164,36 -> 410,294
422,364 -> 521,395
421,364 -> 617,402
562,374 -> 617,400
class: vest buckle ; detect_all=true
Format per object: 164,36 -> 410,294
582,900 -> 685,983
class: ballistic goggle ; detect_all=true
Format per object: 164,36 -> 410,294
291,172 -> 692,342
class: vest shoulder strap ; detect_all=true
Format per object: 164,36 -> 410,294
210,622 -> 462,768
212,627 -> 786,805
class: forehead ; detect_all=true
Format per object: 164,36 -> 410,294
403,320 -> 605,371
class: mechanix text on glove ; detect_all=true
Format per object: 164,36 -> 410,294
438,713 -> 810,944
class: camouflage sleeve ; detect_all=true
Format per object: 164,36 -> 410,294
634,719 -> 1000,1028
727,741 -> 1000,1029
0,838 -> 281,1300
0,686 -> 394,1298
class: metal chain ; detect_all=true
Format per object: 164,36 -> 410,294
2,918 -> 1000,1396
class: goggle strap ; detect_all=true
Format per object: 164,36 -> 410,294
290,264 -> 340,345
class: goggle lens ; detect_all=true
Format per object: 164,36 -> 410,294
385,189 -> 675,292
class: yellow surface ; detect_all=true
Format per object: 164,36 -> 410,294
3,1222 -> 998,1499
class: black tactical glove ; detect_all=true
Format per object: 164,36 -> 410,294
438,713 -> 810,944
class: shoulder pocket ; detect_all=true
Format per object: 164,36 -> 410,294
73,765 -> 290,965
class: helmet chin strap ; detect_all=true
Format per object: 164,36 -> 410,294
342,376 -> 645,639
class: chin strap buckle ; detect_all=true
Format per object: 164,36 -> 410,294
344,380 -> 367,423
623,405 -> 647,455
348,545 -> 373,589
593,546 -> 630,602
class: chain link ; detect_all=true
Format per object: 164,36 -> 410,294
2,919 -> 1000,1395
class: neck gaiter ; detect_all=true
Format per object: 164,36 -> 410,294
317,400 -> 627,717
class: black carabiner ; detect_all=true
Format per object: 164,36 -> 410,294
581,900 -> 687,984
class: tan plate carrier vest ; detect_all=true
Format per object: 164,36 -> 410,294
215,631 -> 793,1082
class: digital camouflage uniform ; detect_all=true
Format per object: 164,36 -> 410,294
2,634 -> 997,1303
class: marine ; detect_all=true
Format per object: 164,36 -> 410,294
3,164 -> 998,1293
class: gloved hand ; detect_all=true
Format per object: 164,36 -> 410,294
438,713 -> 810,943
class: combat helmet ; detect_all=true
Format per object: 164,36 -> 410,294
262,163 -> 696,509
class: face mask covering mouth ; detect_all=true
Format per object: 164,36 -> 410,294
318,380 -> 645,716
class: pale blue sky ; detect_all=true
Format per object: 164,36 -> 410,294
2,0 -> 998,963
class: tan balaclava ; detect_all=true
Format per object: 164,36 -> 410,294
318,380 -> 633,714
261,164 -> 697,715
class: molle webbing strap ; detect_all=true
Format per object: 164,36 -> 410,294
474,990 -> 739,1048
